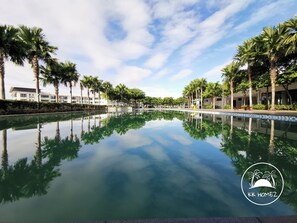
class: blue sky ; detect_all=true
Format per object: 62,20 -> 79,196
1,0 -> 297,98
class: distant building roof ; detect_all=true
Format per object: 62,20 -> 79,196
10,87 -> 39,93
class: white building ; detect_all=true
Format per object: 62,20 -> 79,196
10,87 -> 108,105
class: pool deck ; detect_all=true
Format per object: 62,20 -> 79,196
160,108 -> 297,117
85,216 -> 297,223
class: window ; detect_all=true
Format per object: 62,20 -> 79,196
216,98 -> 222,101
238,98 -> 242,101
20,93 -> 27,97
204,99 -> 208,102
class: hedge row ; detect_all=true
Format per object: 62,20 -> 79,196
0,100 -> 107,115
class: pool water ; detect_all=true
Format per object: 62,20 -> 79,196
0,111 -> 297,222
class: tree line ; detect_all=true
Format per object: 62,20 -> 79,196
183,16 -> 297,110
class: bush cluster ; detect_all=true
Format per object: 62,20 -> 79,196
0,100 -> 107,115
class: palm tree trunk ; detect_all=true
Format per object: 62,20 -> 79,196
98,92 -> 101,105
80,85 -> 83,104
32,55 -> 40,102
230,80 -> 234,110
230,116 -> 233,140
270,59 -> 277,110
201,88 -> 203,109
283,85 -> 292,105
248,64 -> 253,109
54,83 -> 59,103
0,52 -> 5,99
213,97 -> 215,109
87,88 -> 90,104
69,83 -> 73,104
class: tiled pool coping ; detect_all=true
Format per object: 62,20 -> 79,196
160,109 -> 297,122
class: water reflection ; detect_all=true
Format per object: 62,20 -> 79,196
184,113 -> 297,211
0,111 -> 297,220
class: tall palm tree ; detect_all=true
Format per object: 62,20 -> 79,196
102,81 -> 113,106
115,84 -> 128,104
260,24 -> 288,110
0,25 -> 26,99
80,81 -> 84,104
199,78 -> 207,108
204,82 -> 222,109
90,77 -> 103,105
222,61 -> 240,110
62,61 -> 79,104
18,26 -> 57,102
40,59 -> 63,102
81,75 -> 93,104
236,38 -> 259,110
283,16 -> 297,55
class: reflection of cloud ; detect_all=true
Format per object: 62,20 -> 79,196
143,145 -> 169,161
168,133 -> 192,145
205,136 -> 222,149
153,135 -> 171,146
143,120 -> 179,129
114,131 -> 152,149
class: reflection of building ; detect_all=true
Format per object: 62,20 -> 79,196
10,87 -> 108,105
201,82 -> 297,109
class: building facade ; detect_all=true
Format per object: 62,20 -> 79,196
10,87 -> 108,105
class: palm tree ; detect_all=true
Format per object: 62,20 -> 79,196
199,78 -> 207,108
79,81 -> 84,104
62,61 -> 79,104
204,82 -> 222,109
18,26 -> 57,102
0,25 -> 26,99
40,59 -> 64,102
81,75 -> 93,104
115,84 -> 128,104
222,61 -> 240,110
90,77 -> 103,105
283,16 -> 297,55
236,38 -> 259,110
260,24 -> 288,110
102,81 -> 113,104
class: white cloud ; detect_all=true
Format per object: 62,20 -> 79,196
145,53 -> 169,69
181,0 -> 253,63
151,68 -> 169,80
203,60 -> 232,82
170,69 -> 193,81
234,0 -> 295,32
114,66 -> 152,86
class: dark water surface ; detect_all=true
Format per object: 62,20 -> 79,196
0,111 -> 297,222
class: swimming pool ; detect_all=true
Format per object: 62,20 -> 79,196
0,111 -> 296,222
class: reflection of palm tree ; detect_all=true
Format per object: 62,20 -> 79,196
269,120 -> 275,154
1,129 -> 8,174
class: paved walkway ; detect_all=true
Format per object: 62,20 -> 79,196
159,108 -> 297,117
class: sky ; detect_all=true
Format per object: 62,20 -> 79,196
1,0 -> 297,99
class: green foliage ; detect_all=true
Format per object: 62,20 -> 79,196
253,104 -> 266,110
223,105 -> 231,109
0,99 -> 106,115
203,105 -> 213,109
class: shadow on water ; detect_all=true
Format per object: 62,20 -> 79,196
0,110 -> 297,217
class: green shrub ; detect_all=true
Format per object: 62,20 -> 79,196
253,104 -> 266,110
202,105 -> 213,109
223,105 -> 231,109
